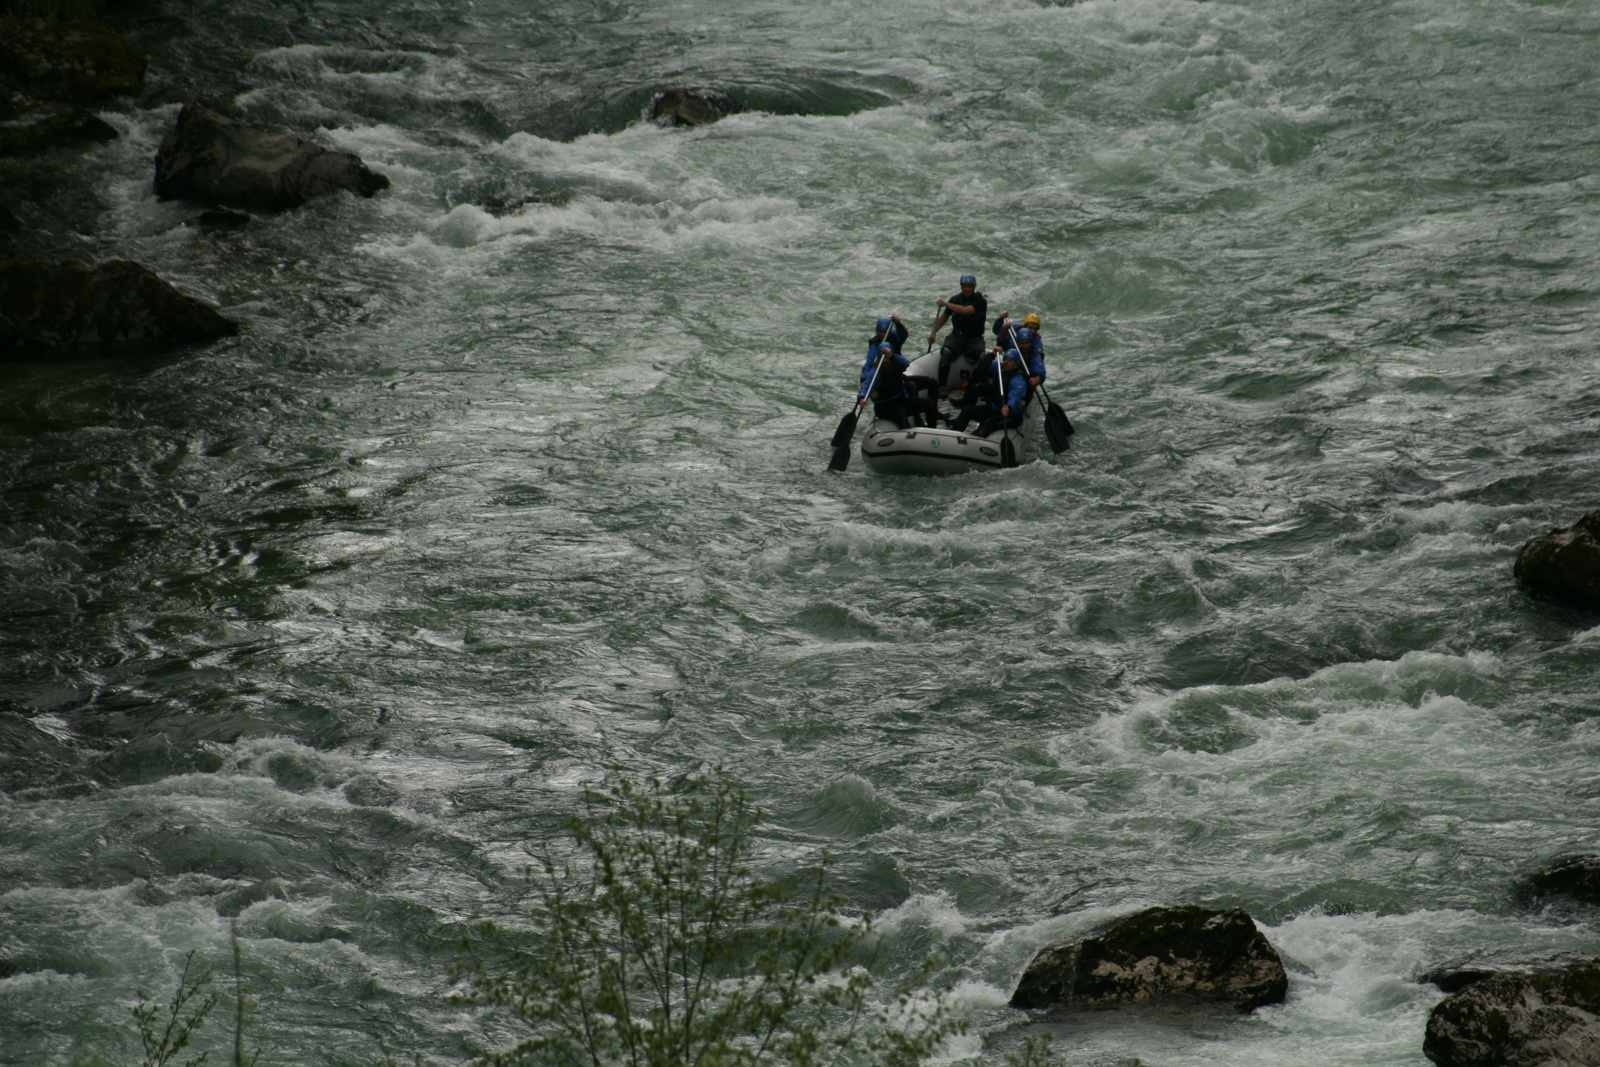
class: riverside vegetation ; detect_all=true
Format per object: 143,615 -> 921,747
91,768 -> 996,1067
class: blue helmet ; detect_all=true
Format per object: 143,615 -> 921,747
876,316 -> 892,332
1015,328 -> 1033,343
1001,347 -> 1020,364
960,273 -> 976,286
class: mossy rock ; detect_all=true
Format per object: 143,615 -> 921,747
0,254 -> 238,357
0,15 -> 146,103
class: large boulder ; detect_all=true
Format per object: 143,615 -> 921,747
0,255 -> 238,357
1515,512 -> 1600,610
1424,964 -> 1600,1067
154,100 -> 390,211
650,87 -> 741,127
1010,905 -> 1288,1014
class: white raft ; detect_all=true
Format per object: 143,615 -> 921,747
859,349 -> 1028,475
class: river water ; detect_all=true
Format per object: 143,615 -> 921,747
4,0 -> 1600,1063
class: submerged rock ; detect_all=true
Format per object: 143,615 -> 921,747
215,878 -> 287,918
0,254 -> 238,357
481,191 -> 565,216
650,87 -> 741,127
343,775 -> 401,808
1514,512 -> 1600,610
188,208 -> 251,232
1010,905 -> 1288,1014
154,100 -> 390,211
1424,963 -> 1600,1067
1521,855 -> 1600,907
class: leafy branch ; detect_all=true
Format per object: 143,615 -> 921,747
455,767 -> 966,1067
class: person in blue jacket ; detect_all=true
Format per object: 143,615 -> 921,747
1012,328 -> 1045,388
857,341 -> 937,429
949,348 -> 1027,437
993,314 -> 1046,388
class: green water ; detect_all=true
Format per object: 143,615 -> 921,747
3,0 -> 1600,1063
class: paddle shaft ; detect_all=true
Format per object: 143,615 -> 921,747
828,325 -> 896,470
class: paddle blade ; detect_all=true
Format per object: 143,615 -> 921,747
1044,411 -> 1070,452
1000,433 -> 1018,469
830,409 -> 858,448
827,441 -> 852,471
1045,403 -> 1074,452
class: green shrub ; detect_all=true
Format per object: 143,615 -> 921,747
456,768 -> 966,1067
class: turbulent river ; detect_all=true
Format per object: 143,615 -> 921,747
4,0 -> 1600,1063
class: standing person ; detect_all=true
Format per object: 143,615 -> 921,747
857,342 -> 937,430
928,274 -> 988,394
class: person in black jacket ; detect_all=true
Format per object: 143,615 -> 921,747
856,342 -> 937,429
928,274 -> 988,395
869,315 -> 908,357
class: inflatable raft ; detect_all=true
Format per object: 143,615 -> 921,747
859,349 -> 1028,475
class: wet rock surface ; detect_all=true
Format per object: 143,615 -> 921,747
0,254 -> 238,357
154,100 -> 390,211
1515,512 -> 1600,610
650,87 -> 741,127
0,15 -> 144,156
1424,963 -> 1600,1067
1521,855 -> 1600,907
1010,905 -> 1288,1014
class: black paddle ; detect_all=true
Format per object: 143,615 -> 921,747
827,336 -> 890,471
1005,321 -> 1074,453
996,353 -> 1018,468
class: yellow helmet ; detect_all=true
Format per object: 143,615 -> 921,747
1022,314 -> 1041,327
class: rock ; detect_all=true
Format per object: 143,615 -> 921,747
1522,855 -> 1600,906
0,16 -> 143,156
1424,963 -> 1600,1067
650,87 -> 741,128
188,208 -> 251,232
1010,905 -> 1288,1014
343,775 -> 400,807
1515,512 -> 1600,610
481,191 -> 565,216
154,100 -> 390,211
0,16 -> 146,104
215,878 -> 286,918
1422,951 -> 1592,995
0,255 -> 238,357
0,95 -> 117,154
